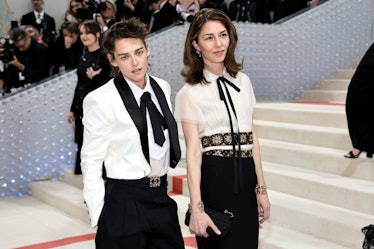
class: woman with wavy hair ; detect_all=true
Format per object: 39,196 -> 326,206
175,8 -> 270,249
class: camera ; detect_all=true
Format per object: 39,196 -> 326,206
177,12 -> 194,22
76,0 -> 107,20
0,37 -> 15,63
42,31 -> 58,45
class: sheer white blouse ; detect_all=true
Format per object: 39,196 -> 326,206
174,68 -> 256,152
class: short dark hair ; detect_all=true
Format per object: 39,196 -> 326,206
102,18 -> 149,79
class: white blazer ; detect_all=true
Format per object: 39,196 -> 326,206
81,75 -> 173,227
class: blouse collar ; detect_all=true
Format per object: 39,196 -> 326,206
203,67 -> 229,83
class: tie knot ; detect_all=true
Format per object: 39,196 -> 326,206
141,91 -> 152,103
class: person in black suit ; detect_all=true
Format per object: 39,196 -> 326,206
0,27 -> 49,93
149,0 -> 177,33
81,18 -> 184,248
20,0 -> 56,36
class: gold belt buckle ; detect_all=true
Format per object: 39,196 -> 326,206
149,177 -> 161,187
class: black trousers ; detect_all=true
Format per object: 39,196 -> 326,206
95,177 -> 184,249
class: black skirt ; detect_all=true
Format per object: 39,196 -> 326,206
196,155 -> 259,249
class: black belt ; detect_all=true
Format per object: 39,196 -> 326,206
106,175 -> 168,188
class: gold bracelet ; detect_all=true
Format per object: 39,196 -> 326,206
255,185 -> 267,195
188,201 -> 205,213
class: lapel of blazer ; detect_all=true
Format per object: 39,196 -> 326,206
113,77 -> 149,162
150,76 -> 181,168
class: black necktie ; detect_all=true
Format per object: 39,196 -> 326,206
140,91 -> 166,146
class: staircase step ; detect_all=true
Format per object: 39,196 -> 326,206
254,119 -> 350,150
333,69 -> 355,80
298,89 -> 347,104
29,179 -> 194,238
316,79 -> 350,90
263,162 -> 374,215
259,223 -> 351,249
268,190 -> 371,249
254,103 -> 346,128
29,180 -> 89,224
260,139 -> 374,182
60,167 -> 83,189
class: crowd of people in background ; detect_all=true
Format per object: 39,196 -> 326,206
0,0 -> 319,94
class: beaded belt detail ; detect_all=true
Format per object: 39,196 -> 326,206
201,132 -> 253,148
203,149 -> 253,158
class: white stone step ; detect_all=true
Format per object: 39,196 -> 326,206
259,223 -> 351,249
254,119 -> 351,150
259,139 -> 374,182
333,69 -> 355,80
268,190 -> 372,249
263,162 -> 374,215
254,102 -> 347,128
29,180 -> 89,225
298,89 -> 347,104
316,79 -> 350,90
29,178 -> 197,247
29,178 -> 192,231
30,179 -> 366,249
60,167 -> 83,189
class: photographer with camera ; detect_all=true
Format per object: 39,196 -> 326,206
95,0 -> 118,32
20,0 -> 56,47
0,27 -> 49,93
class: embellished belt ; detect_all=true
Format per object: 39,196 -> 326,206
203,149 -> 253,158
107,175 -> 168,188
201,132 -> 253,148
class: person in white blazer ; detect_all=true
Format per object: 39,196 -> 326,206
80,18 -> 184,249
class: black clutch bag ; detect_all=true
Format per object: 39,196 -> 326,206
184,207 -> 234,237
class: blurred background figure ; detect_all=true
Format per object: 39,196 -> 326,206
228,0 -> 257,22
24,24 -> 49,47
95,0 -> 118,32
0,27 -> 49,93
65,0 -> 87,23
277,0 -> 318,19
116,0 -> 152,26
67,20 -> 111,175
51,21 -> 84,74
149,0 -> 177,33
20,0 -> 57,47
200,0 -> 229,15
175,0 -> 200,23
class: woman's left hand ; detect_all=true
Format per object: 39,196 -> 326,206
257,194 -> 270,228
